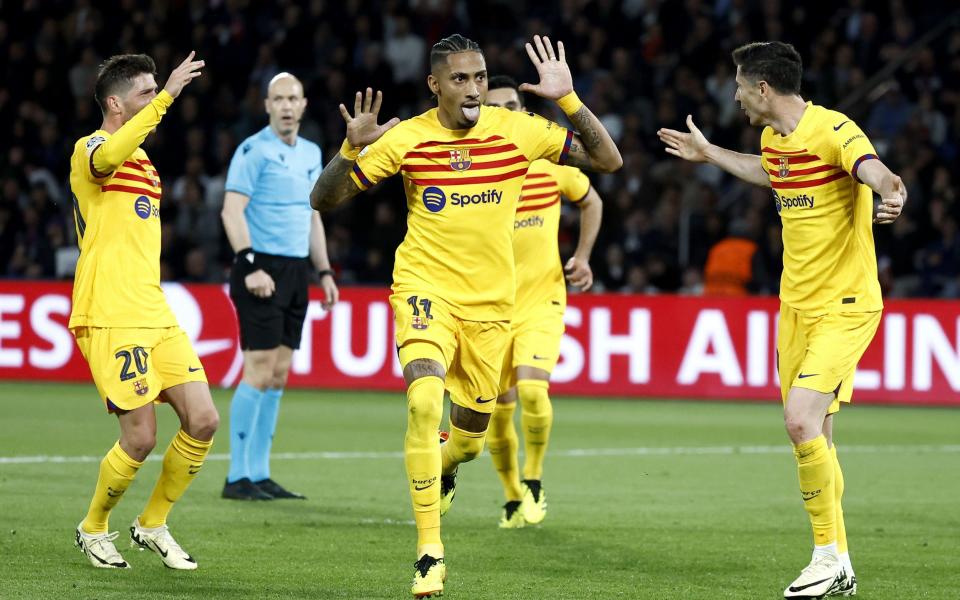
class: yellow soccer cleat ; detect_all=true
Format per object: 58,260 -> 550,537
520,479 -> 547,524
498,500 -> 525,529
411,554 -> 446,598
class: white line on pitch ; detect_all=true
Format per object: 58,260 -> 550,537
1,444 -> 959,465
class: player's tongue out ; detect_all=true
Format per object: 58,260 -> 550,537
462,105 -> 480,122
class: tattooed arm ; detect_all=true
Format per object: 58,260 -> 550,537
310,87 -> 400,213
310,154 -> 362,212
520,35 -> 623,173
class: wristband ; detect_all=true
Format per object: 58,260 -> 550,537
235,248 -> 256,275
556,91 -> 584,116
339,139 -> 361,161
317,269 -> 335,280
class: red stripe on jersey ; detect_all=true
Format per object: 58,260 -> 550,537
767,164 -> 838,178
762,147 -> 809,155
101,184 -> 162,199
137,158 -> 155,167
407,167 -> 527,187
766,155 -> 821,165
404,144 -> 520,160
113,171 -> 160,187
521,181 -> 557,192
123,161 -> 147,171
524,173 -> 551,179
517,197 -> 560,212
770,171 -> 849,189
521,191 -> 560,202
401,154 -> 527,173
414,135 -> 504,149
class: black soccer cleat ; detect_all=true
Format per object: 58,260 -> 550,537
221,477 -> 273,500
253,478 -> 306,499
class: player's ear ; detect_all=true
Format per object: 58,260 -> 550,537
263,98 -> 270,115
427,74 -> 440,97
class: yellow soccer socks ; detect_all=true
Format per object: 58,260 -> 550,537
440,423 -> 486,474
831,445 -> 848,553
487,401 -> 522,501
81,441 -> 143,534
794,435 -> 837,548
139,430 -> 212,528
404,376 -> 445,555
518,380 -> 552,481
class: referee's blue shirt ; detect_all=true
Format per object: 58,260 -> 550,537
225,126 -> 323,258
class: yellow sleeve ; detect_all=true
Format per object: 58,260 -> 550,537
508,110 -> 573,165
350,124 -> 406,190
813,114 -> 879,183
88,90 -> 174,180
556,166 -> 591,202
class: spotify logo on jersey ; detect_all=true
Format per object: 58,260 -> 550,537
134,196 -> 152,219
422,186 -> 446,213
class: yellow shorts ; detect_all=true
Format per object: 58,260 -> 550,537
499,301 -> 565,391
72,326 -> 208,413
391,292 -> 510,414
777,303 -> 881,414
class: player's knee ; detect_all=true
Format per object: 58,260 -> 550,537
188,406 -> 220,441
517,381 -> 551,416
270,368 -> 290,389
123,429 -> 157,460
450,429 -> 486,463
783,413 -> 815,444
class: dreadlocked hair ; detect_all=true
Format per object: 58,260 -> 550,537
430,34 -> 482,69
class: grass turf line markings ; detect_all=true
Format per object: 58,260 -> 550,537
3,443 -> 959,465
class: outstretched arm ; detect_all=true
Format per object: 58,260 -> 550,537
657,115 -> 770,188
520,36 -> 622,173
310,88 -> 400,213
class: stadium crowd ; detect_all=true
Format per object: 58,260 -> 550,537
1,0 -> 958,298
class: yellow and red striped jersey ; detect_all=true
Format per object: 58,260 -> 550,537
351,105 -> 573,320
69,91 -> 178,328
514,160 -> 590,314
761,102 -> 882,313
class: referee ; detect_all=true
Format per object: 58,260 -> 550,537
220,72 -> 338,500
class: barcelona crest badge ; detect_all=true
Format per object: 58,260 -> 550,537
778,157 -> 790,179
412,316 -> 429,330
134,378 -> 149,396
449,149 -> 472,171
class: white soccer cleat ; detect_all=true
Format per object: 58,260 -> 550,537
129,517 -> 198,570
76,524 -> 130,569
784,554 -> 848,599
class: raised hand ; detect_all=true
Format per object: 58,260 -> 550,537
339,88 -> 401,149
163,51 -> 204,99
519,35 -> 574,100
657,115 -> 711,163
875,176 -> 907,224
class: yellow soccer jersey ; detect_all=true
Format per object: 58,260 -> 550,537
351,105 -> 573,321
69,91 -> 178,328
761,102 -> 882,313
514,160 -> 590,312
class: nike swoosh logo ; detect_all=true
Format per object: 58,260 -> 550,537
789,576 -> 833,592
475,396 -> 494,404
798,373 -> 819,379
188,466 -> 201,475
414,483 -> 434,491
532,354 -> 550,360
833,121 -> 850,131
188,366 -> 203,372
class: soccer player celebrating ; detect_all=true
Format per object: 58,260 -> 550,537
69,52 -> 219,570
311,34 -> 621,598
483,75 -> 603,529
658,42 -> 905,599
220,72 -> 338,502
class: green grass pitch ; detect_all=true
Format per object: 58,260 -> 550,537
1,381 -> 958,599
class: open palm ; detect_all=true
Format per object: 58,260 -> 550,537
657,115 -> 711,162
519,35 -> 574,100
339,88 -> 400,148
